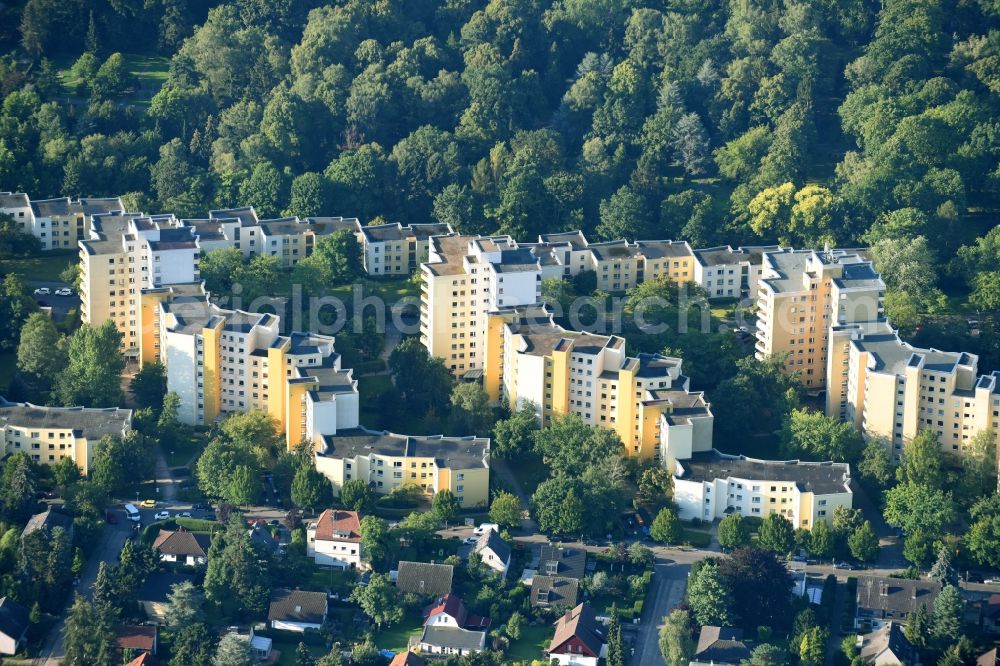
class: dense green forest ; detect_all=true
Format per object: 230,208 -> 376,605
1,0 -> 999,314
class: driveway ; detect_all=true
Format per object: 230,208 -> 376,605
35,521 -> 131,665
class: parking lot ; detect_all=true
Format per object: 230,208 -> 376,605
30,280 -> 79,321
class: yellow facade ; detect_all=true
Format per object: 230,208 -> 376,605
486,305 -> 703,462
315,431 -> 491,508
827,321 -> 1000,469
755,249 -> 884,390
200,323 -> 221,424
0,402 -> 132,476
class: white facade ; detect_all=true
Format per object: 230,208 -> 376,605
672,452 -> 853,530
271,619 -> 322,633
550,654 -> 600,666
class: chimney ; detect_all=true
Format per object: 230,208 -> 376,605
879,582 -> 888,597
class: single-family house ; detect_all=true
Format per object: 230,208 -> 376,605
546,603 -> 606,666
221,628 -> 272,662
137,573 -> 195,624
396,562 -> 454,597
855,577 -> 941,630
268,589 -> 328,632
472,530 -> 510,576
417,626 -> 486,657
307,509 -> 363,569
530,576 -> 579,609
152,529 -> 210,566
124,654 -> 158,666
117,625 -> 157,656
691,627 -> 751,666
248,525 -> 279,555
856,623 -> 917,665
423,594 -> 490,631
0,597 -> 29,655
390,652 -> 425,666
22,508 -> 74,541
538,545 -> 586,580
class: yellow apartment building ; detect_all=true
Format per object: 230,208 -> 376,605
361,222 -> 453,275
827,320 -> 1000,467
152,289 -> 359,448
420,234 -> 542,376
79,212 -> 200,354
483,305 -> 713,461
755,249 -> 885,390
0,399 -> 132,475
0,193 -> 123,251
673,450 -> 853,529
314,428 -> 490,508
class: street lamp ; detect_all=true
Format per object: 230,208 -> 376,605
135,491 -> 139,504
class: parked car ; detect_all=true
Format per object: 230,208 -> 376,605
54,287 -> 73,296
834,561 -> 859,570
153,511 -> 170,520
193,503 -> 211,511
463,536 -> 478,545
268,519 -> 280,526
792,555 -> 808,562
140,499 -> 157,508
178,511 -> 192,518
473,523 -> 499,535
33,287 -> 50,295
984,578 -> 1000,585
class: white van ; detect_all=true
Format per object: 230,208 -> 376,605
124,503 -> 141,522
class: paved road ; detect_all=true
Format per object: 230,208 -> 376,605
35,522 -> 130,666
153,446 -> 178,502
632,560 -> 690,666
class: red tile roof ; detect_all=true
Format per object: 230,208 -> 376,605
124,654 -> 158,666
117,624 -> 156,652
152,530 -> 209,558
312,509 -> 361,542
423,593 -> 489,630
390,652 -> 424,666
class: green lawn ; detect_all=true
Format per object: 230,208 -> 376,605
682,528 -> 712,548
164,431 -> 206,467
56,52 -> 169,103
271,639 -> 327,666
507,624 -> 552,663
371,610 -> 423,653
0,253 -> 76,282
304,566 -> 355,595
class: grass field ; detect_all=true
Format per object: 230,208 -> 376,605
371,610 -> 423,653
56,52 -> 169,105
507,624 -> 553,662
271,639 -> 327,666
682,528 -> 712,548
164,431 -> 206,467
0,253 -> 76,282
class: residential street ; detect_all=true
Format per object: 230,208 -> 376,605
631,560 -> 690,666
35,522 -> 131,666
